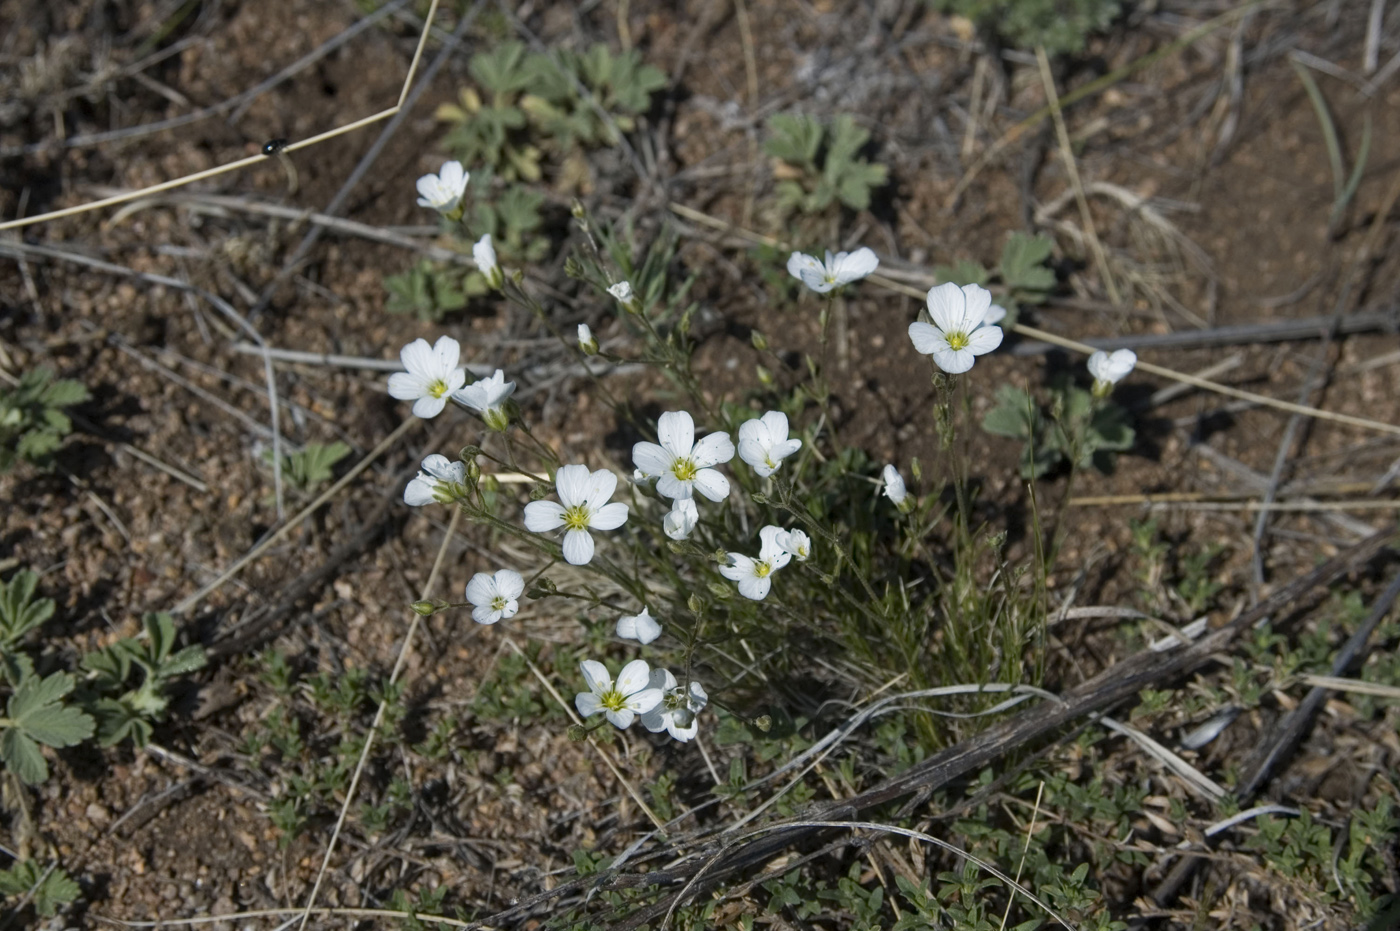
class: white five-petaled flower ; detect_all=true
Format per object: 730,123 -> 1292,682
640,668 -> 708,742
523,464 -> 630,565
474,234 -> 504,289
578,323 -> 598,355
415,161 -> 469,215
616,607 -> 662,645
908,282 -> 1004,374
404,454 -> 465,506
737,411 -> 803,478
1087,348 -> 1137,395
575,659 -> 663,730
786,248 -> 879,294
986,303 -> 1009,325
633,411 -> 735,502
663,498 -> 698,541
882,464 -> 908,505
452,368 -> 515,431
464,569 -> 523,625
387,336 -> 466,418
775,528 -> 811,562
720,525 -> 792,601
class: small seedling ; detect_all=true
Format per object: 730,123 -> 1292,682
384,260 -> 484,321
263,441 -> 352,492
81,612 -> 207,747
981,375 -> 1134,478
765,113 -> 888,214
0,859 -> 82,917
0,366 -> 89,471
923,0 -> 1121,55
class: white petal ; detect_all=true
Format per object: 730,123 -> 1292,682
579,660 -> 611,695
411,394 -> 447,418
907,321 -> 948,356
420,455 -> 459,482
387,371 -> 428,400
924,283 -> 967,333
666,718 -> 699,742
965,325 -> 1003,356
588,502 -> 629,531
959,284 -> 993,329
554,464 -> 591,507
625,688 -> 664,714
575,692 -> 604,718
452,383 -> 487,411
687,680 -> 708,712
464,572 -> 497,606
606,708 -> 636,729
786,252 -> 824,283
882,465 -> 907,503
663,500 -> 697,540
616,659 -> 652,696
655,473 -> 692,500
562,529 -> 595,565
931,346 -> 975,375
493,570 -> 525,600
523,500 -> 566,532
641,707 -> 668,732
432,335 -> 461,373
759,410 -> 789,441
737,418 -> 770,447
630,611 -> 662,644
719,556 -> 755,582
737,575 -> 771,600
691,469 -> 730,502
771,438 -> 802,460
656,411 -> 695,457
473,234 -> 497,271
632,442 -> 673,477
691,431 -> 735,468
584,469 -> 618,512
1087,351 -> 1109,382
985,304 -> 1008,325
832,247 -> 878,283
400,338 -> 434,376
404,475 -> 437,506
471,605 -> 502,624
758,525 -> 785,560
497,598 -> 518,621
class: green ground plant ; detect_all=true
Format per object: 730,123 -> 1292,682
925,0 -> 1121,56
764,113 -> 889,216
0,366 -> 89,471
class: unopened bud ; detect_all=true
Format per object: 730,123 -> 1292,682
460,445 -> 483,460
563,256 -> 585,279
567,725 -> 588,741
483,406 -> 511,433
712,549 -> 730,564
411,601 -> 439,617
750,330 -> 768,351
577,323 -> 599,355
467,459 -> 482,483
910,457 -> 922,482
570,200 -> 587,220
707,582 -> 732,601
752,715 -> 772,733
687,593 -> 704,615
751,492 -> 768,505
526,578 -> 557,599
756,364 -> 774,386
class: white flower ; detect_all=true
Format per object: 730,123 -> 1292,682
404,454 -> 465,506
775,528 -> 811,562
632,411 -> 735,502
616,607 -> 662,645
663,498 -> 698,541
387,336 -> 466,418
737,411 -> 802,478
1087,348 -> 1137,393
608,280 -> 641,312
578,323 -> 598,355
786,248 -> 879,293
452,368 -> 515,431
720,525 -> 792,601
986,303 -> 1008,324
640,668 -> 708,742
882,464 -> 907,505
908,283 -> 1004,374
575,659 -> 664,730
474,234 -> 503,289
464,569 -> 523,625
415,160 -> 469,215
523,464 -> 630,565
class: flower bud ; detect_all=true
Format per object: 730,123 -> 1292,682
411,601 -> 439,617
578,323 -> 599,355
570,200 -> 587,219
687,593 -> 704,615
483,406 -> 511,433
752,715 -> 772,733
707,581 -> 733,600
750,492 -> 768,505
750,330 -> 769,351
567,725 -> 588,742
910,457 -> 922,482
756,364 -> 774,386
467,458 -> 482,483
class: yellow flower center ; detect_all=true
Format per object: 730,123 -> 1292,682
672,458 -> 699,482
428,379 -> 449,398
563,505 -> 592,531
491,595 -> 507,611
600,688 -> 627,712
945,331 -> 970,351
753,561 -> 772,579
